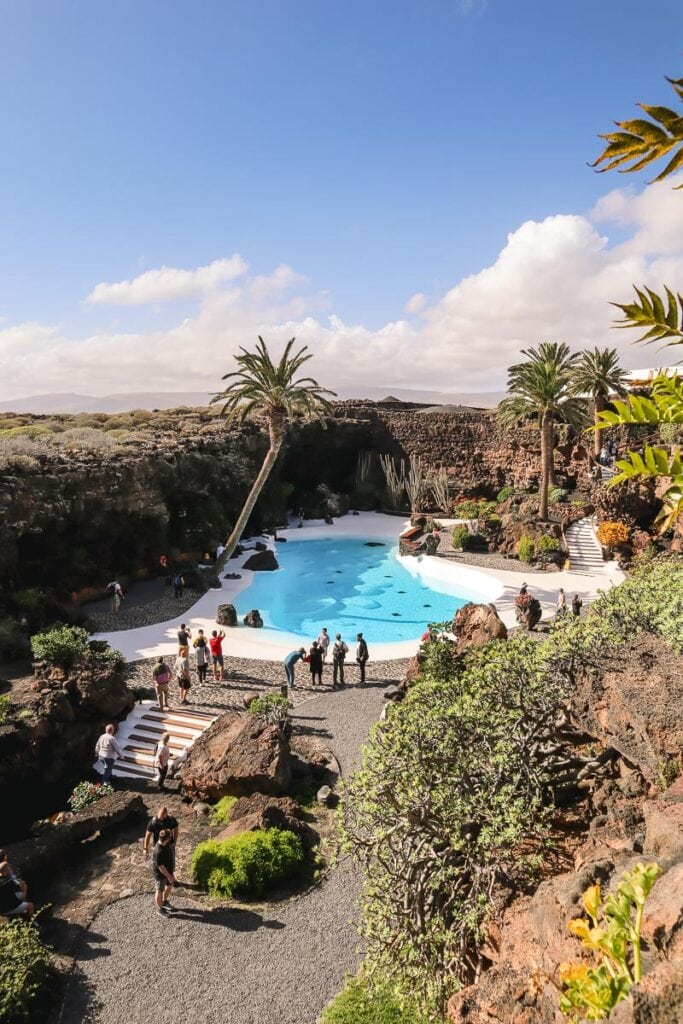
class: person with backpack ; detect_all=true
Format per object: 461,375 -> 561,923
355,632 -> 369,685
193,629 -> 210,683
152,655 -> 172,710
172,572 -> 184,599
174,650 -> 191,705
571,593 -> 583,617
107,580 -> 124,613
332,634 -> 349,689
154,732 -> 172,791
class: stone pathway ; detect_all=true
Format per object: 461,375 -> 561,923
58,666 -> 403,1024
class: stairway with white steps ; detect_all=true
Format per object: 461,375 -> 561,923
94,701 -> 219,781
566,515 -> 608,574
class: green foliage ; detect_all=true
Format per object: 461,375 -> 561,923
451,525 -> 470,550
210,795 -> 238,826
536,533 -> 560,553
0,695 -> 13,725
657,757 -> 680,792
612,285 -> 683,347
496,485 -> 516,502
548,486 -> 568,504
659,420 -> 683,444
30,625 -> 89,670
246,693 -> 292,728
452,498 -> 496,520
321,977 -> 430,1024
0,918 -> 55,1023
461,531 -> 487,552
559,863 -> 662,1020
191,828 -> 305,899
68,780 -> 115,813
0,618 -> 31,660
517,535 -> 536,563
591,73 -> 683,186
0,424 -> 53,439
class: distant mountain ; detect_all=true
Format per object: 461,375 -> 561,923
0,386 -> 505,414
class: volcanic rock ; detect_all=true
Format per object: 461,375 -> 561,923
242,550 -> 279,572
216,603 -> 238,627
453,602 -> 507,651
244,609 -> 264,628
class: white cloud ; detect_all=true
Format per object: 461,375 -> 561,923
2,175 -> 683,402
85,255 -> 248,306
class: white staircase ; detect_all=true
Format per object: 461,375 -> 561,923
566,516 -> 606,574
95,701 -> 218,781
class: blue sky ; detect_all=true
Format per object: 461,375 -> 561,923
1,1 -> 683,398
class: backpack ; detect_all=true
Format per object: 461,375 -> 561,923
334,642 -> 346,661
106,582 -> 116,594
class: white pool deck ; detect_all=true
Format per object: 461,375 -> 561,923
93,512 -> 625,664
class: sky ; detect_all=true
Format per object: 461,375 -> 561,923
1,0 -> 683,401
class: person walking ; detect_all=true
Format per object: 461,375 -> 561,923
174,650 -> 191,705
317,627 -> 330,663
151,829 -> 176,915
284,648 -> 306,690
332,634 -> 349,689
209,629 -> 226,681
177,623 -> 191,655
308,641 -> 323,686
193,629 -> 210,683
107,580 -> 124,613
154,733 -> 172,792
571,593 -> 583,617
172,572 -> 184,599
152,655 -> 172,710
355,632 -> 369,685
95,723 -> 122,783
556,588 -> 567,616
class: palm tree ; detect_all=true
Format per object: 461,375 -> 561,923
211,337 -> 334,568
572,347 -> 628,457
499,342 -> 585,520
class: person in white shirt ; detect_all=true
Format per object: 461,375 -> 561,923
332,634 -> 349,689
317,627 -> 330,662
154,733 -> 172,792
95,724 -> 122,783
215,542 -> 226,561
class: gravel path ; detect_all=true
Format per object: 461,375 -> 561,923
59,672 -> 400,1024
85,577 -> 205,633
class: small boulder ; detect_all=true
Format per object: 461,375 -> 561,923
454,602 -> 508,652
316,785 -> 332,806
244,609 -> 264,628
216,603 -> 238,627
242,692 -> 259,709
193,802 -> 210,817
254,541 -> 267,551
242,550 -> 279,572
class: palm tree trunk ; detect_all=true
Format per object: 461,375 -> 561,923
593,396 -> 604,458
539,415 -> 552,520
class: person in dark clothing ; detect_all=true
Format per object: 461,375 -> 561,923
332,634 -> 349,688
571,593 -> 583,617
143,806 -> 179,871
172,573 -> 184,599
355,633 -> 369,685
308,641 -> 323,686
0,861 -> 33,917
177,623 -> 191,653
152,830 -> 176,914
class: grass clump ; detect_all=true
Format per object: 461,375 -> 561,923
321,977 -> 429,1024
191,828 -> 305,899
0,918 -> 55,1023
210,795 -> 237,825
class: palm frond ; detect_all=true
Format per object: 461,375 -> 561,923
612,285 -> 683,348
571,347 -> 628,399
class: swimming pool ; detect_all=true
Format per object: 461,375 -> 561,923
240,537 -> 494,644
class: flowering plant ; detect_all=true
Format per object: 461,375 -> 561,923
68,780 -> 114,814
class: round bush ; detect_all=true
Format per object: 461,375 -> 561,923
451,526 -> 470,550
321,977 -> 429,1024
517,536 -> 536,564
191,828 -> 305,899
30,625 -> 89,670
0,919 -> 54,1023
462,532 -> 487,552
496,486 -> 516,503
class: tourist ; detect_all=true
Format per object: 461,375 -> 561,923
572,593 -> 583,617
0,862 -> 33,918
152,655 -> 172,710
107,580 -> 124,613
209,629 -> 226,681
284,647 -> 306,689
193,629 -> 210,683
519,582 -> 528,597
557,588 -> 567,616
172,572 -> 184,599
215,542 -> 226,561
144,804 -> 179,856
151,829 -> 176,915
174,650 -> 191,705
177,622 -> 191,655
159,554 -> 168,570
355,632 -> 369,685
332,634 -> 349,689
308,641 -> 323,686
95,723 -> 122,783
0,850 -> 28,900
599,444 -> 610,466
154,733 -> 172,792
317,627 -> 330,662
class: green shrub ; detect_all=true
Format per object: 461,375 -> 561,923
88,642 -> 126,672
191,828 -> 305,899
246,693 -> 292,727
536,534 -> 560,553
0,918 -> 55,1023
68,780 -> 115,813
321,977 -> 429,1024
496,486 -> 516,503
0,695 -> 13,726
12,588 -> 43,614
30,625 -> 89,670
462,532 -> 487,552
659,421 -> 683,445
0,618 -> 31,660
452,498 -> 496,520
548,486 -> 568,504
210,795 -> 237,826
451,526 -> 470,550
0,425 -> 52,439
517,536 -> 536,563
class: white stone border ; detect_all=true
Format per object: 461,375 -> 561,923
93,511 -> 625,664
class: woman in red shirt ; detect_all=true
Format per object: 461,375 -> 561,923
209,630 -> 226,681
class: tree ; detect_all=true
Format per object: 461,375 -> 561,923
499,343 -> 585,520
572,347 -> 628,457
211,337 -> 334,566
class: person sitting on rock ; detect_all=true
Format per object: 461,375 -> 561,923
0,850 -> 27,901
0,861 -> 33,918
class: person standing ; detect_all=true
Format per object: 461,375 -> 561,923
154,733 -> 172,792
172,572 -> 184,599
355,633 -> 369,685
209,629 -> 226,681
308,641 -> 323,686
571,593 -> 583,617
151,829 -> 176,915
284,648 -> 306,689
332,634 -> 349,689
215,542 -> 226,561
144,805 -> 179,857
177,623 -> 191,655
108,580 -> 124,613
174,650 -> 191,705
152,655 -> 172,710
556,588 -> 567,616
193,629 -> 210,683
95,723 -> 122,783
317,627 -> 330,663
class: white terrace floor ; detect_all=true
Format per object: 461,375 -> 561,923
94,512 -> 625,664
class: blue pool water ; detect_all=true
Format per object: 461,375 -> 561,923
240,537 -> 488,644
